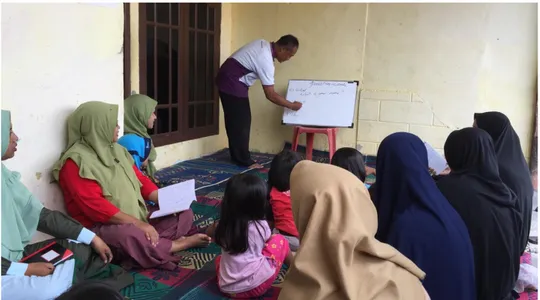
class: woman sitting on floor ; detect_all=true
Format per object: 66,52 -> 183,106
52,101 -> 210,271
1,110 -> 133,300
278,161 -> 430,300
474,111 -> 533,254
437,127 -> 522,300
371,132 -> 476,300
117,94 -> 158,182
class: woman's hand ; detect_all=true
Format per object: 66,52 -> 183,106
135,221 -> 160,247
25,262 -> 54,277
91,236 -> 113,263
366,166 -> 376,176
439,167 -> 451,175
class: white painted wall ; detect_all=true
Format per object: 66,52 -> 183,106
1,3 -> 124,240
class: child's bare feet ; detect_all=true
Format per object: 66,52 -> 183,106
249,163 -> 264,169
170,234 -> 212,252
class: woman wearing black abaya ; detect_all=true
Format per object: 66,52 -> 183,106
437,127 -> 522,300
474,111 -> 533,254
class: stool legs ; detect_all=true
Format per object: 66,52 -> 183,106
306,133 -> 315,161
292,126 -> 300,152
328,129 -> 337,161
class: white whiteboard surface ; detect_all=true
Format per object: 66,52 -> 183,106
282,80 -> 359,127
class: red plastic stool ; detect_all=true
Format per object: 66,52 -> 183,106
291,126 -> 338,161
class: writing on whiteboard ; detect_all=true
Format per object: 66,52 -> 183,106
282,80 -> 358,127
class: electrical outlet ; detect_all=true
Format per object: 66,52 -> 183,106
356,144 -> 363,151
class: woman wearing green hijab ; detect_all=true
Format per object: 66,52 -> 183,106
53,101 -> 211,271
117,94 -> 158,181
1,110 -> 133,300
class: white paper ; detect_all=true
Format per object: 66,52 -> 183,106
41,250 -> 60,262
424,142 -> 448,174
150,179 -> 196,219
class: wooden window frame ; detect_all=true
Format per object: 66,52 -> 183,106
123,3 -> 131,99
138,3 -> 221,147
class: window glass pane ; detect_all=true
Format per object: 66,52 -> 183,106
171,29 -> 179,104
196,104 -> 207,127
208,7 -> 215,30
146,3 -> 154,22
156,27 -> 170,105
146,25 -> 155,99
156,108 -> 170,133
171,3 -> 179,25
196,32 -> 207,102
188,31 -> 195,102
189,4 -> 195,28
207,34 -> 214,101
206,103 -> 214,125
156,3 -> 169,24
197,4 -> 207,30
188,105 -> 195,128
171,107 -> 178,132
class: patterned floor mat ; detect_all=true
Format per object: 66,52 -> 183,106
122,145 -> 534,299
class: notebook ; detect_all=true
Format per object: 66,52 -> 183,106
20,241 -> 74,266
149,179 -> 196,219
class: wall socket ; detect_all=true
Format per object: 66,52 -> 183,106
356,144 -> 363,151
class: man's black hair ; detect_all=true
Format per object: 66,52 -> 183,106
276,34 -> 299,49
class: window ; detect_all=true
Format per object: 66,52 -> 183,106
123,3 -> 131,99
138,3 -> 221,147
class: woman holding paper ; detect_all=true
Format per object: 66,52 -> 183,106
52,102 -> 211,271
1,110 -> 133,300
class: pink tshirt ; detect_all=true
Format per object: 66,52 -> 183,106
218,220 -> 274,293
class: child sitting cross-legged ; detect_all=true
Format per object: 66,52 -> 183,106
214,173 -> 293,298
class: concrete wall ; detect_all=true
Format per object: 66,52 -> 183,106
127,3 -> 231,169
1,3 -> 125,241
230,3 -> 537,157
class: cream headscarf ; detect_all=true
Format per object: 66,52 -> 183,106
278,161 -> 427,300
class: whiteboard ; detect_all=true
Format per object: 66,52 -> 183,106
282,80 -> 359,127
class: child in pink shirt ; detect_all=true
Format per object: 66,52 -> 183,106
214,173 -> 293,298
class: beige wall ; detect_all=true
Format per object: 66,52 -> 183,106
2,3 -> 125,241
128,3 -> 231,169
230,3 -> 537,157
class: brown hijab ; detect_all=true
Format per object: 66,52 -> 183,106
278,161 -> 427,300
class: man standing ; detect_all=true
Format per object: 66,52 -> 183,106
216,35 -> 302,168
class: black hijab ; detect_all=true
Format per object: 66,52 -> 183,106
475,111 -> 533,254
437,127 -> 522,300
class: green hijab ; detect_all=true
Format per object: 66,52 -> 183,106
1,110 -> 44,261
124,94 -> 158,179
52,101 -> 148,222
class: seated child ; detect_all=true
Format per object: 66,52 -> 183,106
268,150 -> 302,251
215,173 -> 293,299
331,147 -> 372,182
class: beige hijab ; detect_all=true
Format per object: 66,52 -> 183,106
278,161 -> 427,300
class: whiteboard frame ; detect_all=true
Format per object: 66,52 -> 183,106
281,79 -> 360,128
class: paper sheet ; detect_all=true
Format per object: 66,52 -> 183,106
150,179 -> 196,219
424,142 -> 448,174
